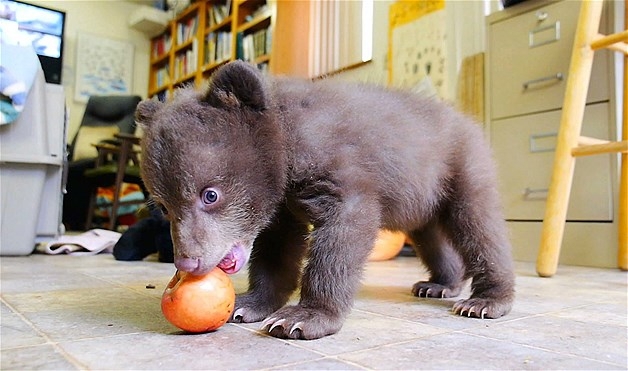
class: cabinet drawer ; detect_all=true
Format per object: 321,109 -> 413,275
488,0 -> 610,119
491,103 -> 613,221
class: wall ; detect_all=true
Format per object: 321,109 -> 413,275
30,0 -> 153,141
35,0 -> 488,139
330,0 -> 487,103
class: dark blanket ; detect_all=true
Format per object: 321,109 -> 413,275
113,207 -> 173,263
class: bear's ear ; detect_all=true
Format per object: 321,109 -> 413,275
135,100 -> 161,127
204,60 -> 267,111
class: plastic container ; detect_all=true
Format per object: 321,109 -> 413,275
0,162 -> 48,255
0,46 -> 66,255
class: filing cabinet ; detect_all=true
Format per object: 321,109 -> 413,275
484,0 -> 622,267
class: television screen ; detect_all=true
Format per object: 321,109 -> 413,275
0,0 -> 66,84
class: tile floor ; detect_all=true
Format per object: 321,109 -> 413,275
1,252 -> 627,370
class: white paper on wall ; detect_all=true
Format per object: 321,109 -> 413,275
388,0 -> 447,98
74,32 -> 134,103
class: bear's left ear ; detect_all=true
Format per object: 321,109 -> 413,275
135,99 -> 161,127
204,60 -> 267,111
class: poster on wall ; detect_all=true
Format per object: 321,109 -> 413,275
388,0 -> 447,98
74,32 -> 134,103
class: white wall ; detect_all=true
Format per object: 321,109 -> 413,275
31,0 -> 488,139
331,0 -> 487,103
30,0 -> 153,141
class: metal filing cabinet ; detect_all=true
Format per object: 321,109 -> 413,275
484,0 -> 623,267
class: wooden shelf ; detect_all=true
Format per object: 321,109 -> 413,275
206,15 -> 232,33
238,13 -> 271,33
174,38 -> 195,52
148,0 -> 275,100
150,52 -> 169,66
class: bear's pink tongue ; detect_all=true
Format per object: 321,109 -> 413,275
217,244 -> 247,274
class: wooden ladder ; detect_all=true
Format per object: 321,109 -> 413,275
537,0 -> 628,277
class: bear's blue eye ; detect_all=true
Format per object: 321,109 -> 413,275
202,188 -> 219,205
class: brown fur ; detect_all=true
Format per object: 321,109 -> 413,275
137,61 -> 515,340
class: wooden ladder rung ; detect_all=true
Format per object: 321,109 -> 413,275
577,135 -> 610,146
572,139 -> 628,157
591,31 -> 628,54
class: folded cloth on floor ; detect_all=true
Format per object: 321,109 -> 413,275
38,229 -> 122,256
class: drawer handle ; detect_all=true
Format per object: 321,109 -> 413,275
529,21 -> 561,48
529,132 -> 558,152
523,187 -> 549,199
522,73 -> 563,90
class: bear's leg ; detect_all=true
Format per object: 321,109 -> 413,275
442,173 -> 515,319
261,194 -> 379,339
410,220 -> 464,299
230,205 -> 309,324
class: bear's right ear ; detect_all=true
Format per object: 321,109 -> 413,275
135,100 -> 161,127
203,60 -> 267,111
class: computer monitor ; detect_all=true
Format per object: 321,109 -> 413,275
0,0 -> 66,84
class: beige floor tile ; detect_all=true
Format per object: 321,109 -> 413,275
1,344 -> 79,370
0,302 -> 47,349
58,328 -> 322,370
465,311 -> 628,367
1,253 -> 626,370
338,331 -> 625,370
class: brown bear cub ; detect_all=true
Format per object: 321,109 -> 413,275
137,60 -> 515,340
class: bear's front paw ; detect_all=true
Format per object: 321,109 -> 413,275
452,297 -> 512,319
412,281 -> 461,298
259,305 -> 344,340
229,293 -> 278,324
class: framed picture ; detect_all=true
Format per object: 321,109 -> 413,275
74,32 -> 134,103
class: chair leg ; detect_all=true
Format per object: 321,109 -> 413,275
618,52 -> 628,271
536,0 -> 602,277
619,150 -> 627,270
109,185 -> 121,231
537,140 -> 579,277
108,138 -> 133,231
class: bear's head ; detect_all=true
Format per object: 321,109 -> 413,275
136,61 -> 287,276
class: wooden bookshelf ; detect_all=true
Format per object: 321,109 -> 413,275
148,0 -> 274,101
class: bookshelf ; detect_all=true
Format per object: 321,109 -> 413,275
148,0 -> 274,101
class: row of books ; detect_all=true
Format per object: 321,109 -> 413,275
237,27 -> 271,63
244,3 -> 270,23
177,16 -> 198,44
205,31 -> 232,65
207,0 -> 231,26
173,40 -> 198,81
152,33 -> 171,59
154,65 -> 171,89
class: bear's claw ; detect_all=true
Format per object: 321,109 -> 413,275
453,298 -> 506,319
231,308 -> 245,322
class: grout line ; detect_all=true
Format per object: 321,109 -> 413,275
350,306 -> 500,332
461,330 -> 628,369
259,355 -> 371,371
0,296 -> 88,370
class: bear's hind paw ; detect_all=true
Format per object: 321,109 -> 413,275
452,298 -> 512,319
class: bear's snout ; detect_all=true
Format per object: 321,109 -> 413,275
174,256 -> 204,275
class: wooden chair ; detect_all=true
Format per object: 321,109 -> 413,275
84,133 -> 146,231
63,95 -> 141,231
537,0 -> 628,277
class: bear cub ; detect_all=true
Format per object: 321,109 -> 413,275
137,61 -> 515,340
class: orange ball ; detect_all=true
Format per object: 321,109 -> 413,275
368,230 -> 407,261
161,267 -> 235,333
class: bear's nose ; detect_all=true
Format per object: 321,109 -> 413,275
174,257 -> 200,273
